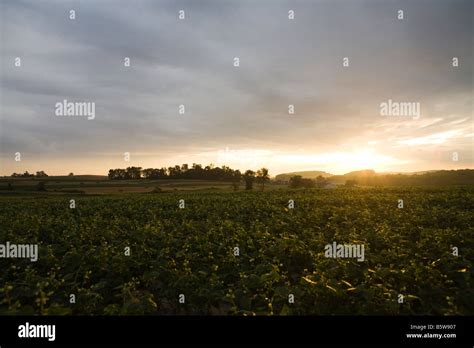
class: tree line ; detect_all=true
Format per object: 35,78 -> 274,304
108,164 -> 270,190
288,175 -> 330,188
10,171 -> 48,178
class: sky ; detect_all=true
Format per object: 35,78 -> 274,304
0,0 -> 472,176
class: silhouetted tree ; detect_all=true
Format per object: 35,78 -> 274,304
289,175 -> 314,189
243,170 -> 255,190
108,168 -> 127,180
19,171 -> 34,178
125,167 -> 142,179
231,170 -> 241,191
256,168 -> 270,191
315,175 -> 327,188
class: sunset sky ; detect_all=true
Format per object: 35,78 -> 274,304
1,0 -> 472,176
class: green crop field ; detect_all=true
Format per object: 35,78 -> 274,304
0,187 -> 472,315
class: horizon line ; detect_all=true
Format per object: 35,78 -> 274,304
2,167 -> 473,178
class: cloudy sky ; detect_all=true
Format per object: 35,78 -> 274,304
0,0 -> 472,176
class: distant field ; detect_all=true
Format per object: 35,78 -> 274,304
0,187 -> 472,315
0,177 -> 284,194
